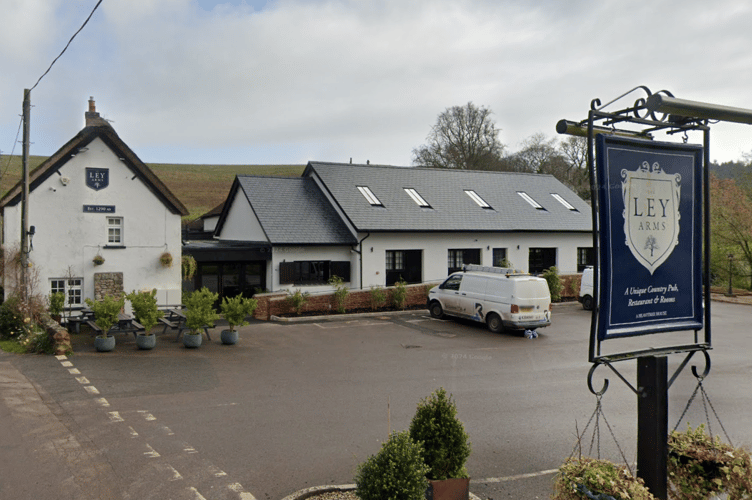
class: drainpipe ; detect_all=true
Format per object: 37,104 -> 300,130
352,233 -> 370,290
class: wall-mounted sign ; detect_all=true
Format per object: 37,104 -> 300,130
86,168 -> 109,191
83,205 -> 115,213
595,136 -> 703,340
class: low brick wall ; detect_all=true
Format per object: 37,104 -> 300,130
252,274 -> 581,321
253,283 -> 437,320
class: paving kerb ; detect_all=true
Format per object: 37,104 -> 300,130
281,484 -> 482,500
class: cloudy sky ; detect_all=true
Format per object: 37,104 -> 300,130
2,0 -> 752,166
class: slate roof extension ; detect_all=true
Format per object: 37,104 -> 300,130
304,162 -> 592,233
226,175 -> 357,245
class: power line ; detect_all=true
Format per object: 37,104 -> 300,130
29,0 -> 104,91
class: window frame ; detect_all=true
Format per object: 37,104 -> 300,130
464,190 -> 492,209
404,188 -> 431,208
551,193 -> 578,211
357,186 -> 383,207
107,216 -> 124,246
517,191 -> 545,210
50,278 -> 83,308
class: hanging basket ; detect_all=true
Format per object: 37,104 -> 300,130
93,254 -> 105,266
160,252 -> 173,268
552,457 -> 655,500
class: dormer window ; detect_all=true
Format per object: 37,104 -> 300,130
404,188 -> 431,208
517,192 -> 545,210
551,193 -> 578,211
464,190 -> 492,209
357,186 -> 383,206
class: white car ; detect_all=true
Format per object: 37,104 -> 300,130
427,265 -> 552,333
579,266 -> 594,310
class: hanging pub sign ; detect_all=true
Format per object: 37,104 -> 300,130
595,135 -> 703,340
86,167 -> 109,191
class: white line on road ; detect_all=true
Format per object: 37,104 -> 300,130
75,376 -> 90,384
143,443 -> 160,458
472,468 -> 559,483
68,368 -> 80,374
188,486 -> 207,499
107,411 -> 124,423
83,385 -> 99,394
96,397 -> 110,407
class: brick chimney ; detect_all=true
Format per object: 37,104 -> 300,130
85,97 -> 111,127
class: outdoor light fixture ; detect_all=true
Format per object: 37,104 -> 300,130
556,119 -> 651,139
646,94 -> 752,125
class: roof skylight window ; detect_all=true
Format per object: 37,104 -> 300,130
464,190 -> 492,209
357,186 -> 383,206
404,188 -> 431,208
551,193 -> 578,211
517,191 -> 545,210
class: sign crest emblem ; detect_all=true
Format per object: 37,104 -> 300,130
86,168 -> 109,191
621,161 -> 681,275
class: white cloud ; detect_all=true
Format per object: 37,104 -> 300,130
3,0 -> 752,166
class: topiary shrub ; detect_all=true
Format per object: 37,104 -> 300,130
542,266 -> 562,302
408,387 -> 471,480
355,430 -> 429,500
552,457 -> 655,500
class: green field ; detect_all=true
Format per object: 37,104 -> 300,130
0,155 -> 305,220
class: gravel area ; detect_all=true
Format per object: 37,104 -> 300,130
303,491 -> 358,500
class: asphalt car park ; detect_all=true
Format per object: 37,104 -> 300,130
2,301 -> 751,500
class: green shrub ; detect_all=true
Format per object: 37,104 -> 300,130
184,287 -> 219,334
391,278 -> 408,310
0,296 -> 25,340
408,387 -> 471,480
85,294 -> 125,337
21,328 -> 55,355
369,286 -> 386,311
354,430 -> 429,500
542,266 -> 563,302
181,255 -> 197,280
328,275 -> 348,314
220,295 -> 258,330
126,289 -> 163,332
285,289 -> 310,315
48,292 -> 65,316
552,457 -> 654,500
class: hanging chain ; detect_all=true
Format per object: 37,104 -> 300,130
571,394 -> 633,476
673,375 -> 733,446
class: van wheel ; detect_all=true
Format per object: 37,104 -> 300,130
486,313 -> 503,333
582,295 -> 593,311
429,301 -> 445,319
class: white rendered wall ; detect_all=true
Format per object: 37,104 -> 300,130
3,137 -> 183,306
218,195 -> 267,242
358,231 -> 592,288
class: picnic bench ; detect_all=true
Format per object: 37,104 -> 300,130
82,313 -> 144,339
158,307 -> 212,342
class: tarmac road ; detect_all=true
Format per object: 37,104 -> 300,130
1,300 -> 750,500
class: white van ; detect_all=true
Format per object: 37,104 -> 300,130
427,265 -> 552,333
578,266 -> 594,310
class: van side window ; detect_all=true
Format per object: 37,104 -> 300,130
441,275 -> 462,291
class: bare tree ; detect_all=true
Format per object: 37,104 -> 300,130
558,136 -> 590,200
412,102 -> 505,170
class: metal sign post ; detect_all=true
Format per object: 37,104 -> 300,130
558,86 -> 752,499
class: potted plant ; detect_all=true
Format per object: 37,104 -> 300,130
355,430 -> 429,500
668,423 -> 752,500
160,251 -> 173,268
126,289 -> 163,350
183,287 -> 219,348
219,295 -> 257,345
85,294 -> 125,352
552,457 -> 655,500
408,387 -> 472,500
93,254 -> 105,266
49,291 -> 65,323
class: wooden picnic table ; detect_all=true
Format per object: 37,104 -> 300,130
82,312 -> 144,340
158,307 -> 212,342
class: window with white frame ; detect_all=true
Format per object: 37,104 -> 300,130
551,193 -> 578,211
50,278 -> 83,307
517,191 -> 546,210
464,190 -> 492,209
107,217 -> 123,245
357,186 -> 383,206
404,188 -> 431,208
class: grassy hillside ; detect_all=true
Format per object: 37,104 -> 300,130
0,155 -> 305,220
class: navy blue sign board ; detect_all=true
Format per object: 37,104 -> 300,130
83,205 -> 115,213
86,168 -> 109,190
595,135 -> 703,341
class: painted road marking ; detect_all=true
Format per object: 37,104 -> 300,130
138,410 -> 157,421
84,385 -> 100,394
228,483 -> 256,499
188,486 -> 207,499
107,411 -> 124,423
75,376 -> 90,384
128,426 -> 139,437
472,468 -> 559,483
184,446 -> 199,454
68,368 -> 81,374
61,361 -> 73,367
144,443 -> 161,458
96,397 -> 110,407
55,355 -> 68,361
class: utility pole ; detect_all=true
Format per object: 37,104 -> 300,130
21,89 -> 31,305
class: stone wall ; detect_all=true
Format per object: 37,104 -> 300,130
94,272 -> 124,300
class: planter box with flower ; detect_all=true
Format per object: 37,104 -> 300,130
126,289 -> 163,350
85,294 -> 125,352
219,295 -> 257,345
183,287 -> 219,348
